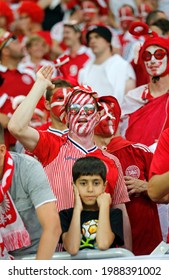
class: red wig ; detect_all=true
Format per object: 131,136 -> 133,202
17,1 -> 44,24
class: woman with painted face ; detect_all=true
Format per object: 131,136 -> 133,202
120,22 -> 169,150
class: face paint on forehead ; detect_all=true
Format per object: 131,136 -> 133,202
70,92 -> 96,105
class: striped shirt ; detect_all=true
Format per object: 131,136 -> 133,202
33,131 -> 129,211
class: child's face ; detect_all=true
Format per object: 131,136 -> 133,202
75,174 -> 105,209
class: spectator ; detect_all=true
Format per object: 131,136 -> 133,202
0,125 -> 61,260
8,65 -> 132,250
0,29 -> 35,150
59,156 -> 124,255
19,34 -> 56,76
94,95 -> 162,255
78,25 -> 136,106
0,1 -> 14,31
37,78 -> 73,134
56,20 -> 94,86
120,21 -> 169,149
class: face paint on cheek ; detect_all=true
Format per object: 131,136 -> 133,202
69,111 -> 98,136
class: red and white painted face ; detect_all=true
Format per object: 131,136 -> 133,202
50,88 -> 69,120
81,1 -> 98,21
94,103 -> 115,137
143,45 -> 168,77
67,92 -> 98,137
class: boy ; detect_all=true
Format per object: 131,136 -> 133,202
59,156 -> 124,255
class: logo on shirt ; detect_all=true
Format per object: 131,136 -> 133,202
22,75 -> 32,85
125,165 -> 140,178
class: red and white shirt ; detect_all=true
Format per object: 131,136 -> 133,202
32,131 -> 129,211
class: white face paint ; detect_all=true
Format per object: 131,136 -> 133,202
144,45 -> 168,77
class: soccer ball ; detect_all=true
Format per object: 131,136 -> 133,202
82,219 -> 98,240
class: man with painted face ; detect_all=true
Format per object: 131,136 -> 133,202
120,22 -> 169,150
94,96 -> 162,255
37,78 -> 73,136
8,65 -> 132,251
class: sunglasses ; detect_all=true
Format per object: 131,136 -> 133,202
69,103 -> 96,115
142,49 -> 167,62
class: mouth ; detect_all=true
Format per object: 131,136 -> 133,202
78,118 -> 87,123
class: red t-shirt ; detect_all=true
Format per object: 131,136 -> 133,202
149,128 -> 169,177
32,131 -> 129,211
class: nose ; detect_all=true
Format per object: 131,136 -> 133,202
87,183 -> 93,192
79,106 -> 86,115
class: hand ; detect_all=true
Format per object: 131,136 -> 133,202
97,192 -> 111,208
124,176 -> 148,196
73,184 -> 83,212
36,66 -> 55,90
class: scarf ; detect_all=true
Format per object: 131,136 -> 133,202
0,151 -> 31,259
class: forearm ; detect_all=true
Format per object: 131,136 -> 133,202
36,227 -> 60,260
63,208 -> 81,255
148,172 -> 169,202
96,205 -> 114,250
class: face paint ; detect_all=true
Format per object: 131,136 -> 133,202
82,1 -> 97,19
68,92 -> 98,136
95,103 -> 116,137
144,45 -> 168,77
50,88 -> 69,120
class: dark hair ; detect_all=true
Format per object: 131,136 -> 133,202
72,156 -> 107,183
146,10 -> 166,25
46,79 -> 73,101
151,18 -> 169,35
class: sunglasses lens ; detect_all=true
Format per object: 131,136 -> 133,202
84,104 -> 95,115
69,104 -> 81,114
142,51 -> 152,61
154,49 -> 167,60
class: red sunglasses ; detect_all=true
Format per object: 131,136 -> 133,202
142,49 -> 167,62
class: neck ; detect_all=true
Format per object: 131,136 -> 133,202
69,42 -> 81,57
69,131 -> 95,150
95,49 -> 112,64
2,58 -> 19,70
94,134 -> 112,149
149,74 -> 169,97
51,118 -> 68,131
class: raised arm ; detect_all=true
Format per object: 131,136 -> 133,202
8,66 -> 55,151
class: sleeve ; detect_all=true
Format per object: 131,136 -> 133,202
59,209 -> 73,239
112,156 -> 130,205
32,131 -> 65,166
110,208 -> 124,247
149,129 -> 169,177
21,155 -> 56,208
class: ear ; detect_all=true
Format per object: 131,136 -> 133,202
95,111 -> 101,125
103,180 -> 108,192
0,144 -> 6,156
44,100 -> 50,111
